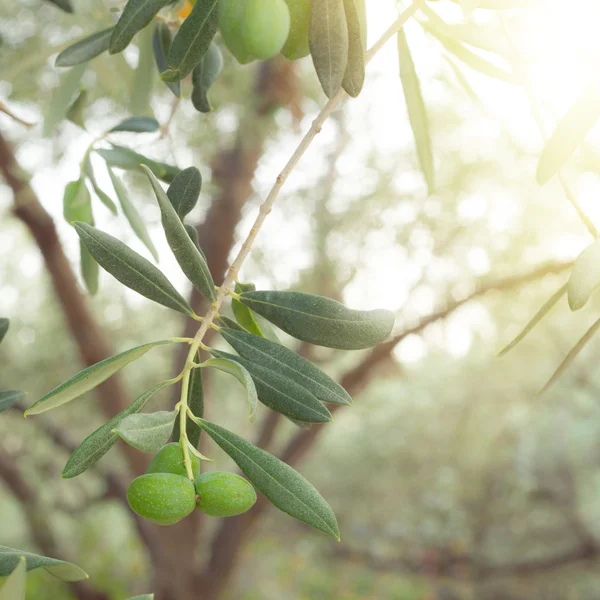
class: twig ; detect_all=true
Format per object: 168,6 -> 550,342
0,103 -> 35,129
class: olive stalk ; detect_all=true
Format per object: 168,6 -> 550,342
175,0 -> 426,480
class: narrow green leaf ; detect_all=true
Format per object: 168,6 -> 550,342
0,557 -> 26,600
109,117 -> 160,134
172,352 -> 203,447
0,319 -> 9,345
167,167 -> 202,220
232,282 -> 264,337
46,0 -> 73,13
114,410 -> 177,453
201,358 -> 258,422
126,595 -> 154,600
397,29 -> 435,194
568,240 -> 600,310
537,83 -> 600,185
163,0 -> 220,81
0,391 -> 23,414
107,167 -> 158,261
66,89 -> 88,129
153,22 -> 181,97
74,223 -> 193,315
0,547 -> 87,581
309,0 -> 349,98
498,283 -> 567,356
55,28 -> 113,67
443,54 -> 480,103
130,26 -> 155,117
191,42 -> 223,113
25,340 -> 173,417
80,240 -> 99,295
538,317 -> 600,396
217,316 -> 246,332
239,291 -> 394,350
110,0 -> 173,55
43,63 -> 86,137
63,382 -> 170,478
142,166 -> 216,301
83,155 -> 118,215
221,328 -> 352,405
96,144 -> 180,183
341,0 -> 365,98
193,419 -> 340,539
212,350 -> 331,423
63,178 -> 92,224
184,224 -> 205,256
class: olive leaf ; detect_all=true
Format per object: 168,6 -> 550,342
63,178 -> 92,224
0,557 -> 26,600
63,381 -> 171,478
46,0 -> 73,12
172,352 -> 204,447
142,166 -> 216,301
113,410 -> 178,453
221,328 -> 352,405
232,282 -> 264,337
0,391 -> 23,414
153,22 -> 181,97
74,223 -> 194,316
80,240 -> 99,295
167,167 -> 202,220
26,340 -> 174,417
163,0 -> 220,82
239,290 -> 394,350
126,595 -> 154,600
110,0 -> 174,55
341,0 -> 365,98
130,26 -> 155,117
0,318 -> 9,344
83,155 -> 118,215
212,350 -> 332,423
191,42 -> 224,113
200,358 -> 258,422
0,547 -> 87,581
538,317 -> 600,396
498,283 -> 567,356
192,418 -> 340,539
107,167 -> 158,261
537,83 -> 600,185
568,239 -> 600,310
109,116 -> 160,134
397,28 -> 435,194
55,27 -> 113,67
66,89 -> 87,128
96,144 -> 180,183
309,0 -> 349,98
43,62 -> 87,137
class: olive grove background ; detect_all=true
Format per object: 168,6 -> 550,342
3,0 -> 600,598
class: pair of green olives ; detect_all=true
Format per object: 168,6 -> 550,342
126,443 -> 257,525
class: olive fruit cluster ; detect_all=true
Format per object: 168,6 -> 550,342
126,443 -> 257,525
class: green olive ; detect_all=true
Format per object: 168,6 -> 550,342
282,0 -> 310,60
219,0 -> 257,65
242,0 -> 291,60
127,473 -> 196,525
146,442 -> 200,478
195,471 -> 257,517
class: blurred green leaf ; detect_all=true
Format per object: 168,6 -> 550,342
568,239 -> 600,310
83,155 -> 118,215
221,327 -> 352,405
212,349 -> 332,423
43,62 -> 86,137
114,410 -> 177,453
192,418 -> 340,539
153,22 -> 181,97
143,165 -> 216,301
0,557 -> 26,600
167,166 -> 202,220
130,27 -> 155,117
163,0 -> 220,81
25,340 -> 173,416
80,240 -> 99,295
0,318 -> 9,345
107,166 -> 158,261
126,596 -> 154,600
56,28 -> 113,67
0,547 -> 87,581
66,89 -> 88,128
63,178 -> 92,225
201,358 -> 258,422
96,144 -> 180,183
45,0 -> 73,12
63,382 -> 171,478
341,0 -> 365,98
110,0 -> 173,55
239,290 -> 395,350
397,28 -> 435,194
109,116 -> 160,133
74,222 -> 194,315
191,42 -> 223,113
309,0 -> 349,98
0,391 -> 24,414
